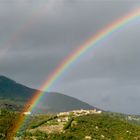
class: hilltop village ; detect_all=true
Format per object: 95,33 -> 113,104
56,109 -> 102,123
23,109 -> 102,123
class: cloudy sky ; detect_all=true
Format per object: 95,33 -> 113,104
0,0 -> 140,114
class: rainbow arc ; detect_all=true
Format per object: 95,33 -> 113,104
11,8 -> 140,139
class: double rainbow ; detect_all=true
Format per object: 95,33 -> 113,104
11,8 -> 140,139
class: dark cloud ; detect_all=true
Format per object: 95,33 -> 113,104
0,0 -> 140,114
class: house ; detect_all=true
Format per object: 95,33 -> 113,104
23,111 -> 31,115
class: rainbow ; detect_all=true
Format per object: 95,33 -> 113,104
11,8 -> 140,139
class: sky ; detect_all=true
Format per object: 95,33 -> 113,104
0,0 -> 140,114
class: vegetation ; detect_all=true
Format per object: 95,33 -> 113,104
0,110 -> 18,140
22,112 -> 140,140
63,118 -> 74,130
30,115 -> 57,129
1,110 -> 140,140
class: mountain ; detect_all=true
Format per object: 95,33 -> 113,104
0,75 -> 94,113
33,92 -> 94,113
0,75 -> 36,100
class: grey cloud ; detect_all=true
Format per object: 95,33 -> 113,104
0,0 -> 140,114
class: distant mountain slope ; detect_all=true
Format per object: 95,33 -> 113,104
33,92 -> 94,113
0,76 -> 94,113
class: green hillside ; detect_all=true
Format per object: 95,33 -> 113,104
18,111 -> 140,140
1,110 -> 140,140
